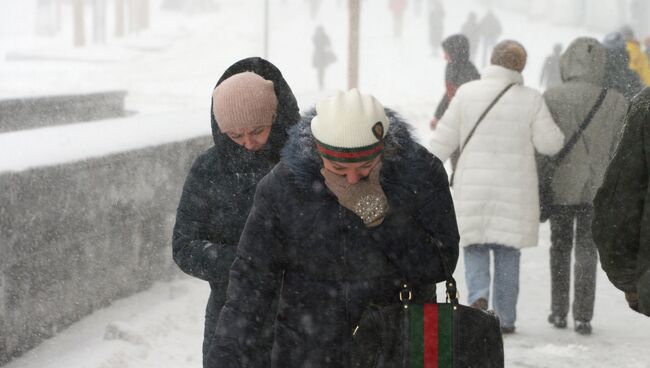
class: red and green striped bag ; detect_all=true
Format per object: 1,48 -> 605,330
352,281 -> 504,368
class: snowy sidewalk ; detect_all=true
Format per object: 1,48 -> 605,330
5,236 -> 650,368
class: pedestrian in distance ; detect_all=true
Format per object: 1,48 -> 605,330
540,44 -> 563,90
172,57 -> 300,368
427,0 -> 445,56
620,25 -> 650,86
389,0 -> 408,38
602,31 -> 644,101
593,86 -> 650,318
430,34 -> 480,170
478,9 -> 502,67
543,37 -> 629,335
460,12 -> 480,64
208,88 -> 460,367
312,25 -> 337,90
429,40 -> 565,334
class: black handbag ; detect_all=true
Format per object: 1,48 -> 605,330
351,243 -> 504,368
538,88 -> 608,222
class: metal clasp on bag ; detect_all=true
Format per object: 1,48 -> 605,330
445,280 -> 460,306
399,283 -> 412,308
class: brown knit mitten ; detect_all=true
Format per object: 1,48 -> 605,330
321,162 -> 390,227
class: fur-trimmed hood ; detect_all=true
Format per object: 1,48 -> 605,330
281,108 -> 429,193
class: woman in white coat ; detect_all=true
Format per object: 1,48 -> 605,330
429,40 -> 564,333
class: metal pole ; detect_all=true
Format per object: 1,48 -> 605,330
348,0 -> 360,89
264,0 -> 269,58
73,0 -> 85,47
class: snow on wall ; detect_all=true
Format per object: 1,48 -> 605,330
0,134 -> 211,363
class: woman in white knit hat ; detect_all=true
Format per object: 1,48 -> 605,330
207,89 -> 460,368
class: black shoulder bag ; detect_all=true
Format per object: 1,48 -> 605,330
351,241 -> 504,368
449,83 -> 515,187
538,88 -> 608,222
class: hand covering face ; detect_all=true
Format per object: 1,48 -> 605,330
321,162 -> 390,227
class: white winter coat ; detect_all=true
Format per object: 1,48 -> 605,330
429,65 -> 564,249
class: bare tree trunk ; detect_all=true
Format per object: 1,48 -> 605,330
128,0 -> 136,33
348,0 -> 360,89
140,0 -> 150,30
55,0 -> 62,32
93,0 -> 107,44
115,0 -> 125,37
73,0 -> 85,47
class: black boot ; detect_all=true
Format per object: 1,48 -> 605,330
470,297 -> 488,311
574,320 -> 592,335
548,313 -> 567,329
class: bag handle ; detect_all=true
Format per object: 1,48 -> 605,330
450,83 -> 515,186
400,239 -> 459,305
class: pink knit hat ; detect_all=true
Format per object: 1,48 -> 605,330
212,72 -> 278,132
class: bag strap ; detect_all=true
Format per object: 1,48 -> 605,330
551,88 -> 608,165
400,239 -> 459,305
459,83 -> 516,154
450,83 -> 515,185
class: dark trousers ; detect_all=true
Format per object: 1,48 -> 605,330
549,204 -> 598,322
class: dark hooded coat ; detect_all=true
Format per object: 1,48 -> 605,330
593,87 -> 650,317
208,112 -> 460,368
171,57 -> 300,366
434,34 -> 481,119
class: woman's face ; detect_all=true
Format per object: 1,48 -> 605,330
224,126 -> 273,151
321,155 -> 382,184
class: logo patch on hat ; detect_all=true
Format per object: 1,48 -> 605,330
372,122 -> 384,140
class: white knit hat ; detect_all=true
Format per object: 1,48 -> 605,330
311,89 -> 389,162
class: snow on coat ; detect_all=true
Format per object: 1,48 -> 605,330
429,65 -> 564,249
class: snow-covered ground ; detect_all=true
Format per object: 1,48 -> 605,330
2,0 -> 650,367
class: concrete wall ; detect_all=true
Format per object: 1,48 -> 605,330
0,135 -> 212,364
0,91 -> 128,133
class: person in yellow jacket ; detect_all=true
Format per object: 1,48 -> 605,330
622,26 -> 650,86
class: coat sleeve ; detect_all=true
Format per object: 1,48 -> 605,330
429,93 -> 462,162
412,154 -> 460,281
593,95 -> 648,293
172,158 -> 237,282
434,93 -> 450,120
531,94 -> 565,155
207,175 -> 285,368
609,94 -> 630,157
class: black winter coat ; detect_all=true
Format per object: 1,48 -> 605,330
208,111 -> 460,368
172,57 -> 300,366
593,87 -> 650,316
435,35 -> 481,119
